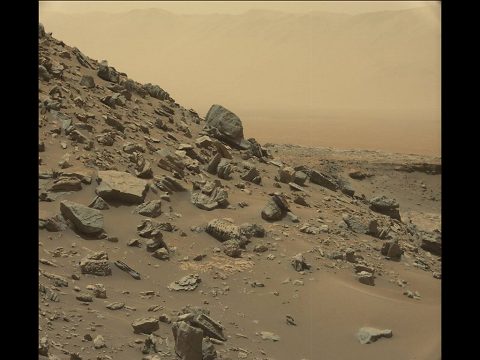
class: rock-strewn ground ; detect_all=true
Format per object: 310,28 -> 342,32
39,25 -> 441,360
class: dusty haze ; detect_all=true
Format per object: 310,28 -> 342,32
39,2 -> 441,156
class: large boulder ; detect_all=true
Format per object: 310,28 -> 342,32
96,170 -> 149,204
204,105 -> 250,149
60,200 -> 104,235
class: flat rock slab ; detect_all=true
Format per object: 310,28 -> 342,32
132,317 -> 159,334
60,200 -> 104,235
357,327 -> 393,344
168,274 -> 201,291
96,170 -> 149,204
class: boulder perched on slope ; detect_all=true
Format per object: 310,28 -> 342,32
204,104 -> 251,149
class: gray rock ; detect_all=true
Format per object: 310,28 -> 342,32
49,177 -> 82,192
357,327 -> 392,344
357,271 -> 375,286
60,200 -> 104,235
294,171 -> 308,186
168,274 -> 201,291
96,170 -> 149,204
206,153 -> 222,174
172,321 -> 203,360
135,200 -> 162,218
276,166 -> 295,183
261,198 -> 284,221
291,253 -> 310,271
217,158 -> 233,179
240,223 -> 265,238
132,317 -> 159,334
310,170 -> 338,191
80,75 -> 95,88
420,232 -> 441,256
204,104 -> 249,149
97,63 -> 120,83
88,196 -> 110,210
369,196 -> 401,221
381,240 -> 402,261
343,215 -> 368,234
154,175 -> 187,193
191,186 -> 229,211
39,65 -> 51,81
202,338 -> 217,360
240,166 -> 261,184
103,114 -> 125,132
206,219 -> 241,242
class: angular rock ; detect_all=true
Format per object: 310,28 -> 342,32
60,200 -> 104,235
190,313 -> 226,342
202,338 -> 217,360
240,166 -> 260,184
204,104 -> 249,149
369,196 -> 401,221
168,274 -> 201,291
381,240 -> 402,261
135,200 -> 162,218
132,318 -> 159,335
154,175 -> 187,193
96,170 -> 149,204
294,171 -> 308,186
49,177 -> 82,192
217,158 -> 233,179
420,232 -> 441,256
88,196 -> 110,210
261,198 -> 283,221
97,63 -> 120,83
191,186 -> 229,211
103,114 -> 125,132
172,321 -> 203,360
80,75 -> 95,88
310,170 -> 338,191
276,166 -> 295,184
206,153 -> 222,174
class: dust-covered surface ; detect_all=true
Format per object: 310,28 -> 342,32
38,26 -> 441,360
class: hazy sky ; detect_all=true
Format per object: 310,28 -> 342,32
39,1 -> 437,15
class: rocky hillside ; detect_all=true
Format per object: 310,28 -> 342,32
39,23 -> 441,360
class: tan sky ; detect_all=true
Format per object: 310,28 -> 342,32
39,1 -> 437,15
39,1 -> 441,156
